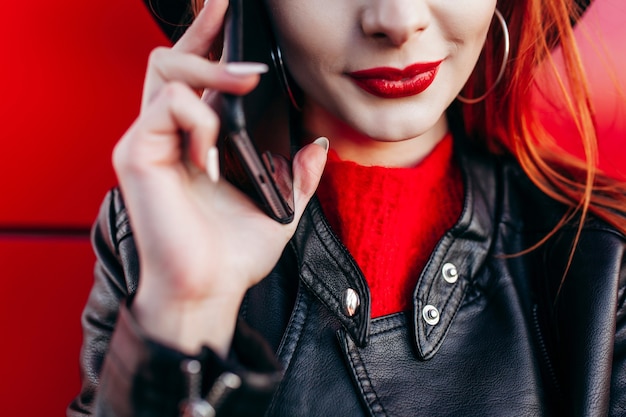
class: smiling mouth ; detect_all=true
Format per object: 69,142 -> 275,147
347,61 -> 443,98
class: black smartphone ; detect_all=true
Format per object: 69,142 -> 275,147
220,0 -> 295,224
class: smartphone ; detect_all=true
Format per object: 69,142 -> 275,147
220,0 -> 295,224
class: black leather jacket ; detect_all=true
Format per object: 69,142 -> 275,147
68,139 -> 626,417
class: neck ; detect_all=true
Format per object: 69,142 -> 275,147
302,101 -> 449,168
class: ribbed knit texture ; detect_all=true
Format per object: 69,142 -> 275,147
316,134 -> 464,317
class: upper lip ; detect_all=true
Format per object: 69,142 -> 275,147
348,61 -> 443,80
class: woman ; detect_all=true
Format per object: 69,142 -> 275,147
69,0 -> 626,415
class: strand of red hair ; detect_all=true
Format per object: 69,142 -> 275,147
463,0 -> 626,256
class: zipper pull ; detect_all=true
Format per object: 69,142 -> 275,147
205,371 -> 242,411
180,359 -> 215,417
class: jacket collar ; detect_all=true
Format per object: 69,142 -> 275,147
290,134 -> 497,359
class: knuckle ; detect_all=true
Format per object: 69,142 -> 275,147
198,107 -> 219,130
148,46 -> 172,66
154,81 -> 192,112
160,81 -> 190,101
111,133 -> 132,175
112,125 -> 148,177
147,47 -> 176,82
195,112 -> 221,142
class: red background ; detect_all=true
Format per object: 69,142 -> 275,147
0,0 -> 623,415
0,0 -> 170,414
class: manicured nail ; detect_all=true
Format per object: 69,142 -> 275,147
313,137 -> 329,154
225,62 -> 269,76
206,147 -> 220,183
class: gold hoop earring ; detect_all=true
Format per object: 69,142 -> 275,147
270,43 -> 303,111
457,8 -> 510,104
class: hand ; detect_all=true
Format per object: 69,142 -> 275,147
112,0 -> 328,356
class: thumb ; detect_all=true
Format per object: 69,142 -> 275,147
291,137 -> 329,220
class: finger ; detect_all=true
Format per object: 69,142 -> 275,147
173,0 -> 229,56
115,82 -> 220,178
291,137 -> 330,221
149,50 -> 268,92
143,48 -> 267,110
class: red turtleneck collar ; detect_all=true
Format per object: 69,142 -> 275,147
316,133 -> 464,317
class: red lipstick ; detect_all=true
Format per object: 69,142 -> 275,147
348,61 -> 442,98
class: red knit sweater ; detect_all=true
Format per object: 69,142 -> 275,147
316,134 -> 464,317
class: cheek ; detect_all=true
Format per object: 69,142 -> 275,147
440,1 -> 496,46
441,3 -> 497,79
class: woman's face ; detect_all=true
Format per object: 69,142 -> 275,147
266,0 -> 497,143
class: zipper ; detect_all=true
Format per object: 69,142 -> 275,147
532,304 -> 561,395
180,359 -> 242,417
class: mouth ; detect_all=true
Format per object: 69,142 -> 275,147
347,61 -> 443,99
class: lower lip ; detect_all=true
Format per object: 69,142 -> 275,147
349,64 -> 441,99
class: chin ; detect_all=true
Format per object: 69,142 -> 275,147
347,111 -> 443,142
305,92 -> 447,143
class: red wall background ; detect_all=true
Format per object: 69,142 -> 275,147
0,0 -> 170,414
0,0 -> 623,416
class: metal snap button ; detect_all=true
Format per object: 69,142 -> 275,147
181,399 -> 215,417
422,305 -> 440,325
441,262 -> 458,284
343,288 -> 360,317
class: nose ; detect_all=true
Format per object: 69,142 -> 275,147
361,0 -> 430,46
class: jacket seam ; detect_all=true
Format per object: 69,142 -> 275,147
267,289 -> 311,415
344,332 -> 388,417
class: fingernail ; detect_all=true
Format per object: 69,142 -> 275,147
206,147 -> 220,183
225,62 -> 269,76
313,137 -> 329,154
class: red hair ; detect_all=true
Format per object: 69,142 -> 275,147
462,0 -> 626,240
